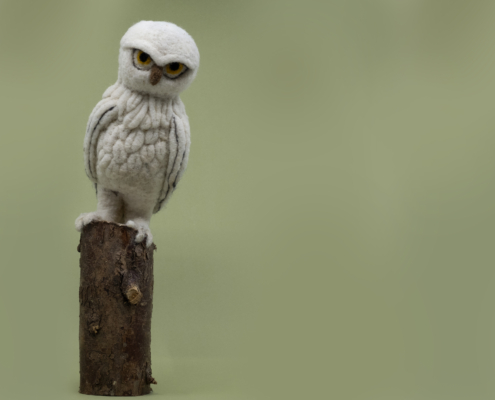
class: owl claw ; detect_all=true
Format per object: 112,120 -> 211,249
126,220 -> 153,247
75,212 -> 104,232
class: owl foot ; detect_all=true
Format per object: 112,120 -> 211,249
75,212 -> 104,232
126,219 -> 153,247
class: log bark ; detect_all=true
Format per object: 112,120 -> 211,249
78,221 -> 157,396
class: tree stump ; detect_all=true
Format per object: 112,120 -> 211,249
78,221 -> 157,396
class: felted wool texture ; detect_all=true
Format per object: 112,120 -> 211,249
76,21 -> 198,246
119,21 -> 199,98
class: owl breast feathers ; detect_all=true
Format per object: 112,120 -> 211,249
85,82 -> 191,213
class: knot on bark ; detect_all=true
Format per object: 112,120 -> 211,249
146,374 -> 157,384
125,285 -> 143,305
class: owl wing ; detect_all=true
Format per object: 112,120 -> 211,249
83,99 -> 119,183
154,113 -> 191,213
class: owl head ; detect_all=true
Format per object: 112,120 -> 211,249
118,21 -> 200,98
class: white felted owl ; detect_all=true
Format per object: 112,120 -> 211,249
75,21 -> 199,246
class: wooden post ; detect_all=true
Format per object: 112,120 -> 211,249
78,221 -> 157,396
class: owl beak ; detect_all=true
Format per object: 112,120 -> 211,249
149,64 -> 163,85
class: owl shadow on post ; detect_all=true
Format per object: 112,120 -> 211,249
75,21 -> 199,396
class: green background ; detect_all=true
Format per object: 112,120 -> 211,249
1,0 -> 495,399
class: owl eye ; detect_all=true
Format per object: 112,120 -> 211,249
164,62 -> 187,79
133,49 -> 154,70
138,51 -> 151,64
